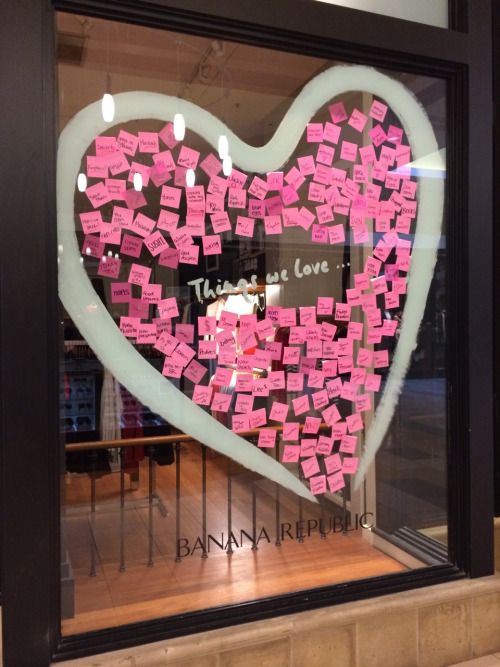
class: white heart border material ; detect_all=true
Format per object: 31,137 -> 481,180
57,64 -> 444,502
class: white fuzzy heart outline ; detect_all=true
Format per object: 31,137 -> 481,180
57,64 -> 444,502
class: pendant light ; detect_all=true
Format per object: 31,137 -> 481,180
222,155 -> 232,177
186,168 -> 196,188
101,25 -> 114,123
218,134 -> 229,160
77,173 -> 87,192
173,112 -> 185,141
133,172 -> 143,192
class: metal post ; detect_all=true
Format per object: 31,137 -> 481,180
147,445 -> 155,567
175,442 -> 182,562
201,444 -> 208,558
119,447 -> 126,572
274,447 -> 281,547
227,458 -> 233,555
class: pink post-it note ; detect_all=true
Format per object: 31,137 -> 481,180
158,296 -> 179,319
85,182 -> 112,209
348,108 -> 368,132
232,414 -> 250,433
310,475 -> 327,495
211,391 -> 232,413
136,323 -> 157,344
264,215 -> 283,235
157,209 -> 179,233
306,123 -> 323,142
269,401 -> 289,422
282,445 -> 300,463
132,212 -> 156,238
340,141 -> 358,162
329,101 -> 347,124
158,247 -> 180,269
111,282 -> 131,303
301,456 -> 320,479
235,393 -> 254,414
179,245 -> 200,265
144,231 -> 168,257
369,99 -> 388,122
137,131 -> 159,153
202,234 -> 222,256
328,471 -> 345,493
117,130 -> 139,156
80,211 -> 103,235
160,185 -> 182,209
346,412 -> 364,433
258,429 -> 277,449
142,284 -> 162,303
82,234 -> 104,258
128,263 -> 151,287
192,384 -> 212,406
119,316 -> 140,338
159,122 -> 178,149
183,359 -> 207,384
283,422 -> 300,441
342,456 -> 359,475
292,394 -> 310,416
119,235 -> 141,259
98,256 -> 121,279
177,145 -> 200,169
235,216 -> 255,237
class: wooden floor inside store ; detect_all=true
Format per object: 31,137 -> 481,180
62,444 -> 406,635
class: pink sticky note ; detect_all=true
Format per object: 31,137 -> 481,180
141,284 -> 161,304
283,347 -> 300,365
283,422 -> 300,441
200,152 -> 223,177
197,340 -> 217,359
120,316 -> 140,338
158,247 -> 180,269
329,101 -> 347,124
85,182 -> 112,209
128,298 -> 149,319
158,297 -> 179,319
348,108 -> 368,132
162,358 -> 183,379
310,475 -> 327,495
312,389 -> 329,411
323,122 -> 341,145
263,215 -> 282,235
325,453 -> 342,475
301,456 -> 320,479
117,130 -> 138,156
235,216 -> 255,238
192,384 -> 212,406
282,445 -> 300,463
95,136 -> 117,156
210,211 -> 231,234
249,408 -> 267,428
137,131 -> 159,154
328,471 -> 345,493
87,155 -> 108,179
269,401 -> 289,422
335,303 -> 351,321
248,175 -> 268,201
235,393 -> 254,415
202,234 -> 222,256
158,122 -> 178,150
142,231 -> 167,257
127,263 -> 150,287
306,123 -> 323,142
136,323 -> 157,345
80,211 -> 103,235
183,359 -> 207,384
105,152 -> 130,179
179,245 -> 200,265
160,185 -> 182,209
124,188 -> 147,210
171,341 -> 196,367
316,435 -> 334,456
258,429 -> 277,449
339,142 -> 358,166
128,162 -> 151,188
98,256 -> 121,279
82,234 -> 104,258
175,323 -> 194,344
132,213 -> 156,238
111,282 -> 131,303
293,394 -> 310,416
177,146 -> 200,169
287,373 -> 304,392
339,434 -> 357,454
157,209 -> 179,233
346,412 -> 363,433
232,414 -> 250,433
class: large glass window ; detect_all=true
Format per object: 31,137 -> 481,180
57,12 -> 447,635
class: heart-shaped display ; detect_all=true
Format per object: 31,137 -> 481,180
57,65 -> 444,502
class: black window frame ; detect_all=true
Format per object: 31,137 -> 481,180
0,0 -> 493,664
